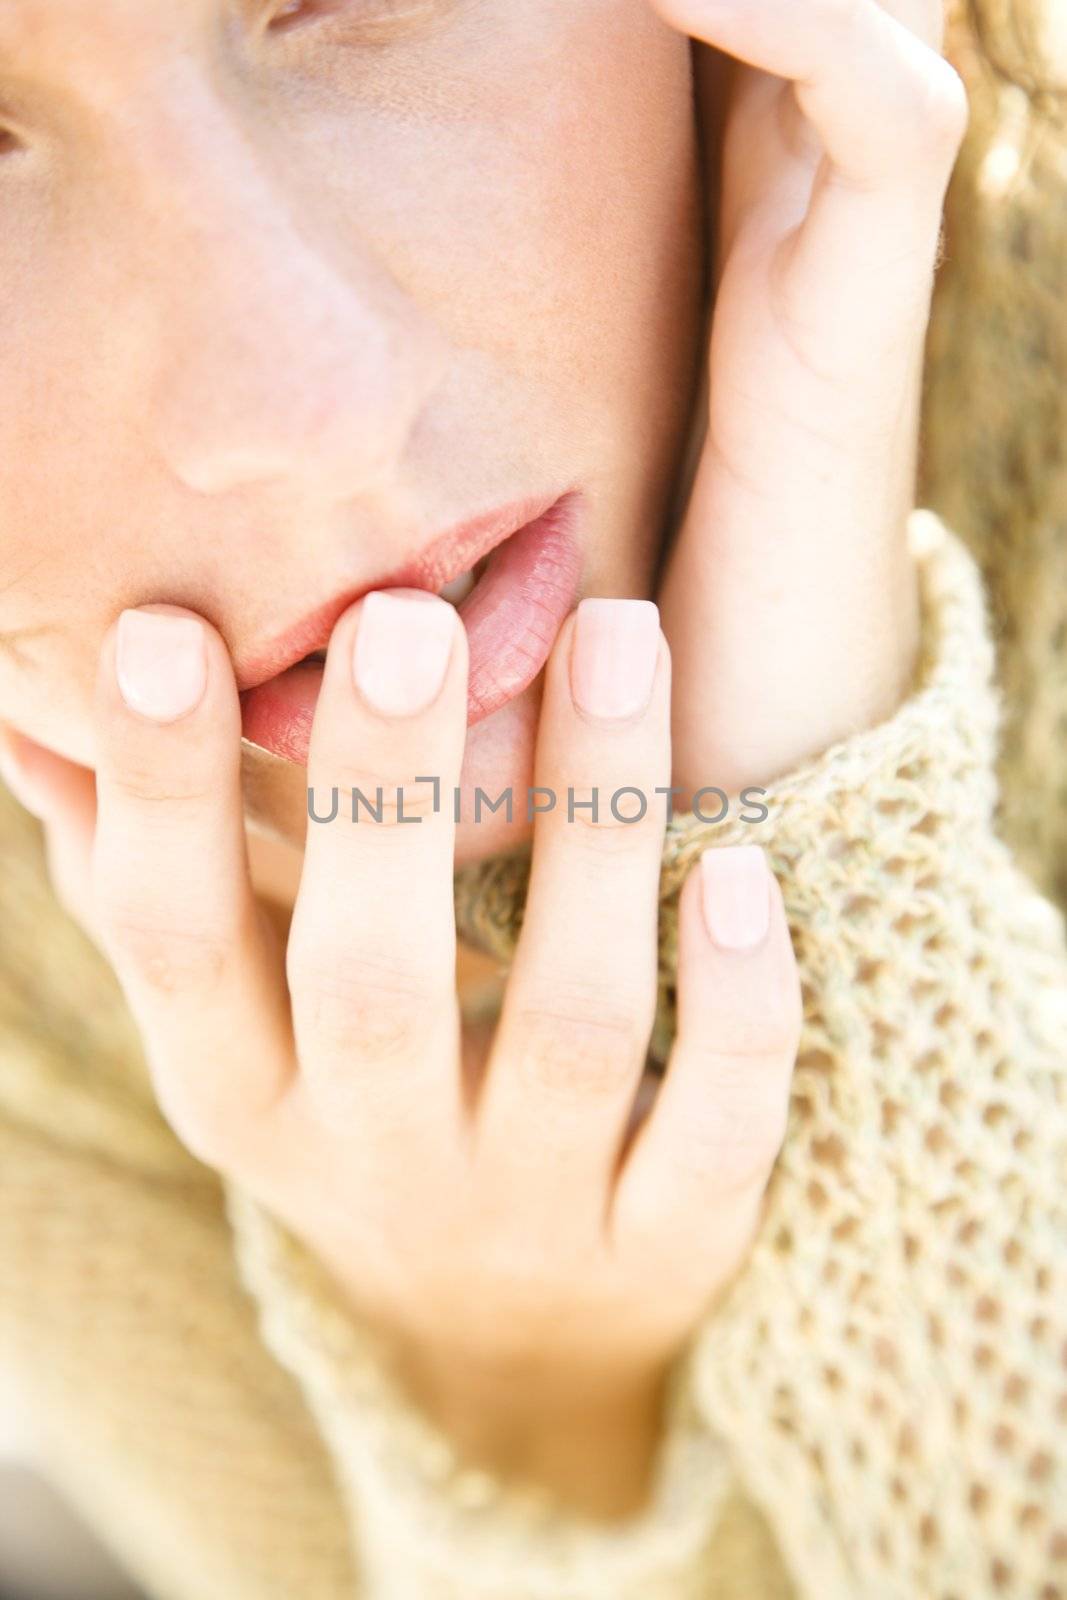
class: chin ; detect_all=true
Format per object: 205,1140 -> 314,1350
240,677 -> 541,873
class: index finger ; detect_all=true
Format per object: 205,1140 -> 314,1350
91,604 -> 293,1163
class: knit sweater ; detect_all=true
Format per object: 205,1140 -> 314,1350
2,8 -> 1067,1598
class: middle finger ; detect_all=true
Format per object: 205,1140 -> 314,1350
476,599 -> 670,1233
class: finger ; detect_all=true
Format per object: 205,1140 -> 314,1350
0,728 -> 99,934
653,0 -> 963,183
611,844 -> 802,1284
475,600 -> 669,1236
92,605 -> 293,1163
657,0 -> 967,352
287,588 -> 468,1145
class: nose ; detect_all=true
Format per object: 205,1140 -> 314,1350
132,93 -> 448,498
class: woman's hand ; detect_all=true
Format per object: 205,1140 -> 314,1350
0,592 -> 802,1518
649,0 -> 969,799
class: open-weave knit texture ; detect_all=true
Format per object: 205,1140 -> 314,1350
2,6 -> 1067,1596
922,0 -> 1067,909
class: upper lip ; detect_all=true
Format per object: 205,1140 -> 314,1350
235,491 -> 566,693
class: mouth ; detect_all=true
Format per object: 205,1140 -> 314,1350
295,547 -> 492,668
239,492 -> 583,764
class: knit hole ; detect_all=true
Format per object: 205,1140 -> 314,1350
938,1080 -> 963,1113
924,1122 -> 952,1155
1003,1372 -> 1028,1406
811,1132 -> 847,1171
993,1422 -> 1016,1455
797,1046 -> 835,1077
969,1481 -> 989,1513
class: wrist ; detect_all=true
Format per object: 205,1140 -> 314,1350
393,1345 -> 673,1521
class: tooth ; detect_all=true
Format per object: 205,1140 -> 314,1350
438,568 -> 477,605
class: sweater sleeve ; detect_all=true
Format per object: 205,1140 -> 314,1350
224,509 -> 1067,1599
224,1180 -> 734,1599
654,510 -> 1067,1598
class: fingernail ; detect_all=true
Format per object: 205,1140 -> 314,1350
353,590 -> 456,718
116,610 -> 208,722
700,844 -> 771,951
570,598 -> 660,720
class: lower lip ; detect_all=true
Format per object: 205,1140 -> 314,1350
239,494 -> 583,764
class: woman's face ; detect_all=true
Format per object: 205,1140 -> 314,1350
0,0 -> 703,869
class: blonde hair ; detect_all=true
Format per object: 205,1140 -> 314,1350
961,0 -> 1066,119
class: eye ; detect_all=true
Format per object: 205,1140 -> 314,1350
267,0 -> 353,31
265,0 -> 437,35
269,0 -> 310,27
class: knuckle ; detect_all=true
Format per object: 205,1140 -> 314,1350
682,1079 -> 791,1195
561,785 -> 662,854
716,999 -> 802,1062
290,947 -> 442,1067
104,763 -> 216,810
917,57 -> 970,156
509,981 -> 654,1098
309,769 -> 442,831
700,956 -> 804,1062
96,900 -> 234,996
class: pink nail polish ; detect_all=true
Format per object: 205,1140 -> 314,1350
352,590 -> 457,718
700,845 -> 771,951
570,598 -> 660,720
115,610 -> 208,722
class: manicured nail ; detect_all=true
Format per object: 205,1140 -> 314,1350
570,598 -> 660,720
353,590 -> 456,718
700,844 -> 771,951
116,610 -> 208,722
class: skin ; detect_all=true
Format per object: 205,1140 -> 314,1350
0,0 -> 703,871
0,0 -> 966,1524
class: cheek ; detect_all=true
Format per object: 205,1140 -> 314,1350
303,1 -> 699,386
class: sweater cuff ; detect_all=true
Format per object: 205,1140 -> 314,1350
225,1183 -> 730,1600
